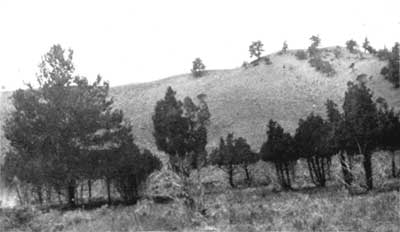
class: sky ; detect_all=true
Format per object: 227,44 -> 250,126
0,0 -> 399,91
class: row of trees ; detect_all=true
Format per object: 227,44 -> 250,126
152,81 -> 400,191
264,82 -> 400,190
2,45 -> 161,207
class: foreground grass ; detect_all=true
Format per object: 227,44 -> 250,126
1,186 -> 399,232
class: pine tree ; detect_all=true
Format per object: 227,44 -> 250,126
3,45 -> 117,207
343,81 -> 379,190
152,87 -> 210,177
260,120 -> 297,189
191,58 -> 206,77
249,41 -> 264,59
376,98 -> 400,177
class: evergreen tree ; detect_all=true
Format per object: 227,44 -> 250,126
191,58 -> 206,77
152,87 -> 210,177
381,42 -> 400,88
235,137 -> 259,186
260,120 -> 297,189
343,81 -> 379,190
308,35 -> 321,57
249,41 -> 264,59
3,45 -> 117,207
376,98 -> 400,177
325,99 -> 355,186
346,39 -> 358,53
295,113 -> 335,187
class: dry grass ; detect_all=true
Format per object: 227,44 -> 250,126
1,186 -> 399,232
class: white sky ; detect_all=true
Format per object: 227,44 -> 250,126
0,0 -> 399,90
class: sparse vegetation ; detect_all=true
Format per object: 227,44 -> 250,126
309,56 -> 336,76
381,42 -> 400,88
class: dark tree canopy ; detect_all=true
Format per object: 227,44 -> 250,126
346,39 -> 358,53
381,42 -> 400,88
260,120 -> 297,189
152,87 -> 210,176
191,58 -> 206,78
343,81 -> 379,189
2,44 -> 160,206
249,41 -> 264,59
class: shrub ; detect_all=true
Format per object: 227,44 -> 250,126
295,50 -> 308,60
346,39 -> 358,53
242,61 -> 250,69
309,56 -> 336,76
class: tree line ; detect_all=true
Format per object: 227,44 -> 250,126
154,82 -> 400,191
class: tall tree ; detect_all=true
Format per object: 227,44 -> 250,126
3,45 -> 116,207
249,41 -> 264,60
343,81 -> 379,190
295,113 -> 334,187
325,99 -> 355,186
152,87 -> 210,177
376,98 -> 400,177
191,58 -> 206,78
261,120 -> 297,189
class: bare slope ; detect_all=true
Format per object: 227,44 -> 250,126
1,48 -> 399,153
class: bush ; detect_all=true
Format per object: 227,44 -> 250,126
309,56 -> 336,76
250,56 -> 272,66
346,40 -> 358,53
242,61 -> 250,69
295,50 -> 308,60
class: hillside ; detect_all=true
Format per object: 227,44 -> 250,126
1,47 -> 399,153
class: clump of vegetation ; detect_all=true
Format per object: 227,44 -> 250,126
376,47 -> 391,61
209,133 -> 259,187
363,37 -> 377,54
153,87 -> 210,177
241,61 -> 250,69
191,58 -> 206,77
380,42 -> 399,88
309,56 -> 336,76
295,50 -> 308,60
1,44 -> 161,207
260,120 -> 297,189
346,39 -> 359,53
249,40 -> 264,60
308,35 -> 321,57
278,41 -> 288,55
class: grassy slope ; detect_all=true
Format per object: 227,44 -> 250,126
109,48 -> 398,151
1,47 -> 399,154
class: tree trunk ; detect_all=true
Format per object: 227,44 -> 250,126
391,151 -> 397,178
284,162 -> 291,189
228,165 -> 235,188
36,186 -> 43,205
67,181 -> 76,207
88,180 -> 92,203
340,151 -> 352,186
363,152 -> 373,190
307,159 -> 316,185
106,178 -> 112,205
244,165 -> 251,186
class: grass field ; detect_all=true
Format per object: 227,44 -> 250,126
1,185 -> 399,232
